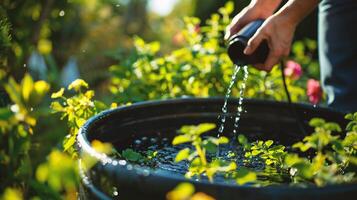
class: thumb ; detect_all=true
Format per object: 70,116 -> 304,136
244,31 -> 264,55
225,24 -> 242,40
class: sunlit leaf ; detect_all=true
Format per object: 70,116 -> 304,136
21,74 -> 34,102
309,118 -> 325,127
172,135 -> 191,145
68,79 -> 88,92
265,140 -> 274,148
92,140 -> 113,154
166,183 -> 194,200
236,167 -> 257,185
175,148 -> 190,162
51,88 -> 64,99
63,135 -> 76,151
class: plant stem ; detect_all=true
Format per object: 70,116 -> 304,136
195,144 -> 207,166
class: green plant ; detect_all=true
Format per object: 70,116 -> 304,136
172,123 -> 236,182
0,73 -> 50,198
34,150 -> 78,200
50,79 -> 116,155
167,113 -> 357,187
110,2 -> 312,105
238,135 -> 287,167
120,148 -> 158,164
283,116 -> 357,186
166,182 -> 215,200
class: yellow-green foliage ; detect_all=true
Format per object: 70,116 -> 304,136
172,123 -> 237,182
110,2 -> 308,104
0,73 -> 49,199
166,182 -> 215,200
50,79 -> 116,155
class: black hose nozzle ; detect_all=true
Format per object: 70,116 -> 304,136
227,20 -> 269,66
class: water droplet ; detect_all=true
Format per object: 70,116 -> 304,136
134,139 -> 141,145
10,104 -> 19,113
150,137 -> 157,144
142,169 -> 150,176
59,10 -> 65,17
119,160 -> 127,166
126,164 -> 133,170
113,187 -> 119,196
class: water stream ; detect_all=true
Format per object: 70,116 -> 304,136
217,65 -> 249,155
232,65 -> 249,139
217,64 -> 241,136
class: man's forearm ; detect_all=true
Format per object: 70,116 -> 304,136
250,0 -> 282,14
274,0 -> 319,26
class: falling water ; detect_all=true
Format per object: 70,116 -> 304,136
232,65 -> 249,139
217,65 -> 249,156
217,64 -> 241,136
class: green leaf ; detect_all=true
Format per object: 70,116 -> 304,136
51,88 -> 64,99
265,140 -> 274,148
323,122 -> 342,132
17,124 -> 27,137
30,81 -> 50,105
284,154 -> 301,167
293,162 -> 313,179
309,118 -> 325,127
251,150 -> 261,156
180,123 -> 216,136
346,121 -> 357,132
63,135 -> 76,151
203,140 -> 217,153
172,135 -> 191,145
236,167 -> 257,185
36,164 -> 49,182
94,100 -> 108,112
343,132 -> 357,149
238,134 -> 251,150
175,148 -> 190,162
292,142 -> 311,152
122,149 -> 143,162
50,102 -> 64,113
68,79 -> 88,92
238,134 -> 248,144
0,107 -> 12,120
224,1 -> 234,14
21,73 -> 34,101
218,136 -> 229,144
4,77 -> 21,105
166,183 -> 194,200
345,113 -> 354,120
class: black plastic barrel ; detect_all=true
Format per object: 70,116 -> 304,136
77,98 -> 356,200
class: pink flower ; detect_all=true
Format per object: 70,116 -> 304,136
307,79 -> 322,104
284,60 -> 302,80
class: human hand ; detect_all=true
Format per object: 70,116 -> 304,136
244,14 -> 297,71
224,0 -> 281,40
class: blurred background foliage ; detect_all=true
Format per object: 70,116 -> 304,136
0,0 -> 320,199
0,0 -> 318,89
